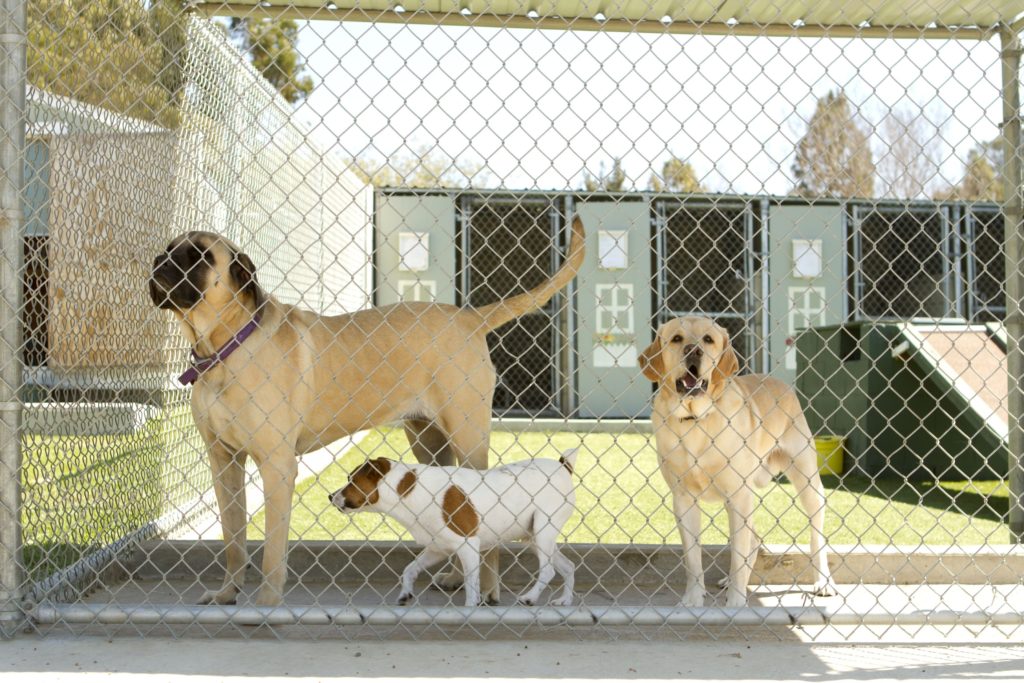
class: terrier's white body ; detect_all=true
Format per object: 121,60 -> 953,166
331,450 -> 578,607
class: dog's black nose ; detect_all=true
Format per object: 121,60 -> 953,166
684,344 -> 702,358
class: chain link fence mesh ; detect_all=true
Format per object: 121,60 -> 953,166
0,0 -> 1022,640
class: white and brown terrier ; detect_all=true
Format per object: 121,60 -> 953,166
329,450 -> 578,607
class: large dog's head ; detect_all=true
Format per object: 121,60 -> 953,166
148,231 -> 264,322
639,316 -> 739,408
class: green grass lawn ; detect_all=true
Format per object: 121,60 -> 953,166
20,404 -> 207,579
250,428 -> 1011,547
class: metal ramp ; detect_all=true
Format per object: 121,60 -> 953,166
896,322 -> 1008,445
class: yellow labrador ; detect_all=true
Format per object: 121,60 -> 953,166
640,316 -> 836,607
149,217 -> 585,606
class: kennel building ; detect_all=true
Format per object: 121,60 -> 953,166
375,189 -> 1008,415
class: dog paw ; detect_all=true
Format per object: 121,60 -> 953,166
254,591 -> 285,607
813,579 -> 838,598
397,593 -> 414,606
517,594 -> 537,607
724,591 -> 748,608
549,595 -> 573,607
198,586 -> 239,606
716,575 -> 731,590
431,572 -> 462,592
678,587 -> 706,608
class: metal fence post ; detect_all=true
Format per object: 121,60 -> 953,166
1001,25 -> 1024,542
0,0 -> 25,638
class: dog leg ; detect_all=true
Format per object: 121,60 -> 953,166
453,538 -> 483,607
518,519 -> 560,606
404,419 -> 454,466
441,403 -> 501,604
254,450 -> 298,607
724,487 -> 757,608
786,447 -> 837,598
549,550 -> 575,607
404,419 -> 470,594
717,519 -> 760,589
398,548 -> 447,605
672,493 -> 705,608
198,443 -> 248,606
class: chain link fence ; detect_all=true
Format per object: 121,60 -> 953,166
1,0 -> 1023,639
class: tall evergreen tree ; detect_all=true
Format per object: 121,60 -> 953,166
27,0 -> 187,127
791,90 -> 875,198
229,18 -> 314,105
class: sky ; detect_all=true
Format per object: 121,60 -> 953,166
290,21 -> 1005,195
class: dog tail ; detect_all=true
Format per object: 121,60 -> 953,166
476,215 -> 586,332
558,448 -> 579,477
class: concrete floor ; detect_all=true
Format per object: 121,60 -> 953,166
4,633 -> 1024,682
10,555 -> 1024,682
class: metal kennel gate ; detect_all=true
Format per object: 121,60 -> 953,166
459,195 -> 569,416
654,199 -> 765,372
965,206 -> 1007,322
2,0 -> 1024,641
851,204 -> 958,320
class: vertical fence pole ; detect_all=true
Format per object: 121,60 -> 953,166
0,0 -> 25,638
1001,26 -> 1024,542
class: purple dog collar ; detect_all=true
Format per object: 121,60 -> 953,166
179,314 -> 262,386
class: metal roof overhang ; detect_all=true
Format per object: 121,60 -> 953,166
192,0 -> 1024,40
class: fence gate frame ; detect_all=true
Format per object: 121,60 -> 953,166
964,204 -> 1008,321
457,192 -> 571,417
3,0 -> 1024,638
849,202 -> 959,321
653,197 -> 768,373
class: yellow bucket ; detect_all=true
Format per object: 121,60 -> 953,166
814,435 -> 844,476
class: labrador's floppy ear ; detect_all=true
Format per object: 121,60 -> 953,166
639,336 -> 665,382
717,345 -> 739,379
710,331 -> 740,395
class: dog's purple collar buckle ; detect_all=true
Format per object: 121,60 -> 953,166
179,314 -> 262,386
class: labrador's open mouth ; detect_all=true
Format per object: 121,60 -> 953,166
675,365 -> 707,395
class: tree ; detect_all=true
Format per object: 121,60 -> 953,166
875,107 -> 943,200
791,90 -> 875,198
27,0 -> 187,127
648,156 -> 703,193
230,18 -> 314,105
583,158 -> 629,192
348,147 -> 492,188
936,145 -> 1003,202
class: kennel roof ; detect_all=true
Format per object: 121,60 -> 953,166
197,1 -> 1024,40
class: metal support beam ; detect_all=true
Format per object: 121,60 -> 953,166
193,3 -> 996,41
1001,26 -> 1024,542
0,0 -> 25,639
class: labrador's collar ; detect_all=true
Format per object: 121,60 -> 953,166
179,314 -> 262,386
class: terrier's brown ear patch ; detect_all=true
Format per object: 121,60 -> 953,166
348,458 -> 392,506
559,455 -> 574,475
397,471 -> 417,498
442,486 -> 479,537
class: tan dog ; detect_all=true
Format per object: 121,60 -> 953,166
640,316 -> 836,608
148,217 -> 585,606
